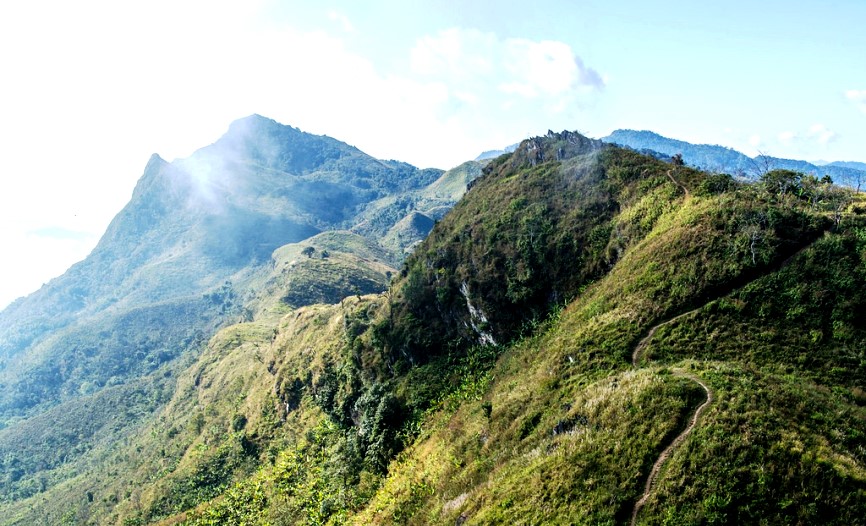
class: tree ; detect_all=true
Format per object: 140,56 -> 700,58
824,186 -> 854,226
761,169 -> 803,197
301,246 -> 315,258
671,153 -> 685,166
799,174 -> 824,209
750,150 -> 774,178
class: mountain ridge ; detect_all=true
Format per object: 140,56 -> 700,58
0,116 -> 482,508
603,129 -> 866,189
1,123 -> 864,525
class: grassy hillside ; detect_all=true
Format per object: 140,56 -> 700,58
0,116 -> 485,518
4,131 -> 865,525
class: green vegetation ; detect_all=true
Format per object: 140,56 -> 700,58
0,115 -> 482,521
604,128 -> 866,187
2,128 -> 865,525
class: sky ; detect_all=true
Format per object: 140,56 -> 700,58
0,0 -> 864,309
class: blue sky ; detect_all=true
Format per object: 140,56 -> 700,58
0,0 -> 864,308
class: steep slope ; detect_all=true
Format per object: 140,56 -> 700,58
605,129 -> 866,188
27,130 -> 860,526
4,129 -> 864,525
351,136 -> 865,525
0,115 -> 484,513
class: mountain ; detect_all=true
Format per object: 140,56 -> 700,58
827,160 -> 866,172
0,114 -> 438,419
475,142 -> 519,161
165,131 -> 864,525
0,115 -> 482,514
2,126 -> 865,525
604,129 -> 866,190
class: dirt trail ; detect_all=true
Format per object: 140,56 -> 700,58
632,229 -> 825,369
627,233 -> 827,524
628,307 -> 713,526
629,372 -> 712,526
666,169 -> 690,197
631,307 -> 703,367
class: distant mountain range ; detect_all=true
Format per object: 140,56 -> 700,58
823,160 -> 866,171
3,120 -> 866,525
602,129 -> 866,190
475,143 -> 518,161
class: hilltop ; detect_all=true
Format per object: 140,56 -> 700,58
1,125 -> 865,525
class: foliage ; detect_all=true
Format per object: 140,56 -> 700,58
0,115 -> 477,519
3,130 -> 866,526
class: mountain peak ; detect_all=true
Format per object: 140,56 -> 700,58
226,113 -> 288,134
510,129 -> 605,167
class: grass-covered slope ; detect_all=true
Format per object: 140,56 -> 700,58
344,138 -> 864,525
260,232 -> 397,311
6,130 -> 865,525
0,116 -> 486,518
161,134 -> 864,524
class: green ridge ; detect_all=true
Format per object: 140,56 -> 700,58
2,129 -> 864,525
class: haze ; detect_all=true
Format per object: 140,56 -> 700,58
1,0 -> 864,308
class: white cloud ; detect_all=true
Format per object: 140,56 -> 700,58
808,123 -> 836,144
749,134 -> 763,147
501,39 -> 603,97
410,28 -> 603,113
327,9 -> 356,33
845,90 -> 866,114
778,130 -> 796,144
0,5 -> 608,307
775,124 -> 836,151
411,28 -> 497,79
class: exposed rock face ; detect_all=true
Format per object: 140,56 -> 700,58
510,129 -> 606,168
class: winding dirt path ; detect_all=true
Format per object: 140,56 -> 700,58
666,169 -> 690,198
627,237 -> 823,524
629,372 -> 712,526
628,303 -> 713,526
631,307 -> 703,367
625,184 -> 835,524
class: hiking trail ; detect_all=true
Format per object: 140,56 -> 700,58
628,230 -> 826,525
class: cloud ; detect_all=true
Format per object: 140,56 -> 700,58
778,130 -> 796,144
846,89 -> 866,114
410,28 -> 603,114
501,39 -> 605,97
776,124 -> 837,149
808,123 -> 836,144
327,9 -> 356,33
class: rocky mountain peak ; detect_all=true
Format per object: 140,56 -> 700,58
510,129 -> 606,168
